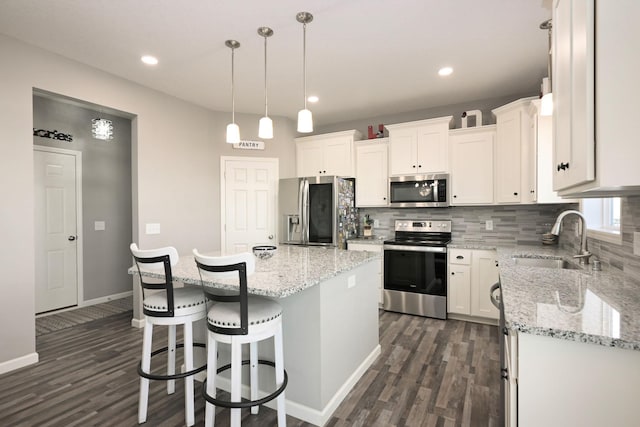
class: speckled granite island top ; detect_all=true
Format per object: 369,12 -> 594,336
129,245 -> 380,299
497,245 -> 640,351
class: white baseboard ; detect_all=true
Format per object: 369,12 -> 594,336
81,290 -> 133,307
208,344 -> 381,426
0,352 -> 39,375
131,318 -> 145,329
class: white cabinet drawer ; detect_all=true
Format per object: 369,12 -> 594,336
449,249 -> 471,265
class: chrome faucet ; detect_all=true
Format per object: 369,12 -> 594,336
550,210 -> 592,265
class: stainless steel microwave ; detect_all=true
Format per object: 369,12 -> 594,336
389,173 -> 449,208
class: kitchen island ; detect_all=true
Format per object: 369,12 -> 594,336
130,245 -> 381,426
497,245 -> 640,427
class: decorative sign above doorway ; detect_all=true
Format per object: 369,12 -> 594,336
33,128 -> 74,142
232,140 -> 265,150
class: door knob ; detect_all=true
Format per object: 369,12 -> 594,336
68,236 -> 76,241
268,235 -> 274,240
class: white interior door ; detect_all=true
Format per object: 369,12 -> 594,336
221,157 -> 278,255
34,148 -> 80,313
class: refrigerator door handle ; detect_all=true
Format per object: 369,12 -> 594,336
303,179 -> 310,244
298,179 -> 305,244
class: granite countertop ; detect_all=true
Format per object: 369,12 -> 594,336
347,235 -> 387,245
497,245 -> 640,351
129,245 -> 380,299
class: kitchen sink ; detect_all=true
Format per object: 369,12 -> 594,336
511,256 -> 582,270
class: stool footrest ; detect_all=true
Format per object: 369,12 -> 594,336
202,359 -> 288,409
138,342 -> 207,381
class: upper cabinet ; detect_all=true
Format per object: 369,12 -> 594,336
386,116 -> 453,176
355,139 -> 388,207
492,97 -> 536,204
553,0 -> 640,196
295,130 -> 362,177
449,126 -> 496,205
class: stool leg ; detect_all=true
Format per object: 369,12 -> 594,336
138,319 -> 153,424
250,341 -> 259,415
167,324 -> 176,395
183,321 -> 195,426
230,339 -> 242,427
274,322 -> 286,427
205,332 -> 217,427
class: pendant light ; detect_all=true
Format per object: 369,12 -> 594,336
258,27 -> 274,139
225,40 -> 241,143
296,12 -> 314,133
540,19 -> 553,116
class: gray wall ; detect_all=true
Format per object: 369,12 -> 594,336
315,92 -> 536,137
33,95 -> 133,301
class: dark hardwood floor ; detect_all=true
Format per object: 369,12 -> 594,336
1,310 -> 499,426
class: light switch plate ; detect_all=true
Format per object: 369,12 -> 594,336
145,223 -> 161,235
486,220 -> 494,231
347,275 -> 356,288
94,221 -> 105,231
634,232 -> 640,256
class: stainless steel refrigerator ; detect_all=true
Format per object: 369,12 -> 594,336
278,176 -> 357,249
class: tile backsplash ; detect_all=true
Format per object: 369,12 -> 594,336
361,196 -> 640,277
359,203 -> 577,247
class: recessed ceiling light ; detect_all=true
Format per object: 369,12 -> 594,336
307,95 -> 319,103
438,67 -> 453,77
141,55 -> 159,66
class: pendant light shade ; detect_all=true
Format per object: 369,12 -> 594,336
258,27 -> 274,139
225,39 -> 240,144
296,12 -> 314,133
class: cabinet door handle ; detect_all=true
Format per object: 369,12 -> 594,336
412,165 -> 416,168
456,255 -> 464,260
451,272 -> 455,275
557,162 -> 570,171
418,165 -> 422,168
453,195 -> 457,198
513,192 -> 518,196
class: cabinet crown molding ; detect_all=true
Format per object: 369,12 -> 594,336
295,129 -> 362,143
449,124 -> 496,135
491,96 -> 538,116
385,115 -> 453,131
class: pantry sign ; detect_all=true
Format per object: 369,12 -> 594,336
233,140 -> 265,150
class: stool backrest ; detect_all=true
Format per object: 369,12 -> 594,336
130,243 -> 179,317
192,250 -> 255,335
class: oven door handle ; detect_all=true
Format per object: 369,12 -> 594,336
383,244 -> 446,253
490,281 -> 501,309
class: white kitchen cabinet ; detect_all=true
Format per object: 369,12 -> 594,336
470,250 -> 499,319
448,249 -> 471,315
295,130 -> 362,177
449,126 -> 496,205
528,99 -> 576,203
448,248 -> 499,321
347,242 -> 383,305
355,139 -> 388,207
492,97 -> 536,204
553,0 -> 640,196
386,116 -> 453,176
516,333 -> 640,427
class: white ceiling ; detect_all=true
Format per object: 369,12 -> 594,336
0,0 -> 552,127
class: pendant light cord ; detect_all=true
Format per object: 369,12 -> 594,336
231,46 -> 235,124
264,35 -> 268,117
303,22 -> 307,110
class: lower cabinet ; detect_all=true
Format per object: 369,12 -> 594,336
347,242 -> 383,305
515,332 -> 640,427
448,248 -> 499,321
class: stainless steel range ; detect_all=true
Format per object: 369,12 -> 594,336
383,219 -> 451,319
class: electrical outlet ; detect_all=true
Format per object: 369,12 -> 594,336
634,232 -> 640,256
373,219 -> 380,228
486,220 -> 494,231
145,223 -> 161,235
94,221 -> 105,231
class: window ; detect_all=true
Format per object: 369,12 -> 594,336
581,198 -> 622,244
